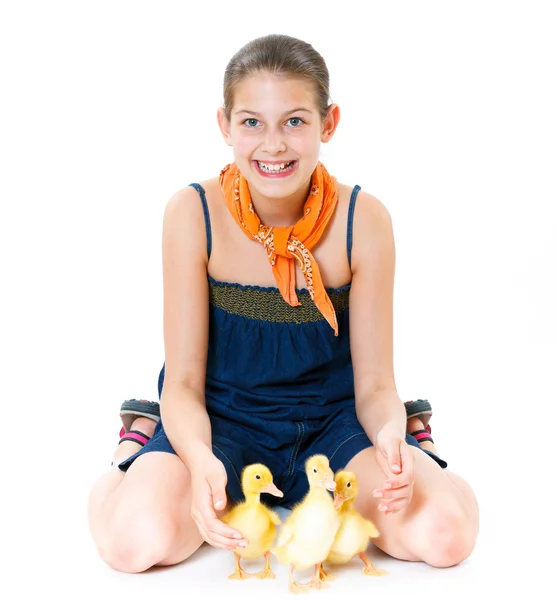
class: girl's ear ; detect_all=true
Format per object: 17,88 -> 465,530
321,103 -> 341,143
217,107 -> 233,146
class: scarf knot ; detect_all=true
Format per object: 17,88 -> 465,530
273,226 -> 295,258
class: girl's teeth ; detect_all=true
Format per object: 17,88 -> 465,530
257,161 -> 294,173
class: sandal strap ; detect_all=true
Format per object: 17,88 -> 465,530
410,428 -> 434,444
118,430 -> 151,447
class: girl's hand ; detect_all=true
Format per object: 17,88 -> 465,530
373,426 -> 415,515
189,450 -> 248,550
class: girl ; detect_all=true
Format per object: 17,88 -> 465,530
87,34 -> 479,574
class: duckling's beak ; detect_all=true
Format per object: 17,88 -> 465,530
333,493 -> 346,509
323,477 -> 336,492
262,482 -> 284,498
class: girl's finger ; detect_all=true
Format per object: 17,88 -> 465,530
207,531 -> 246,551
381,438 -> 403,475
375,448 -> 394,480
192,512 -> 229,549
379,496 -> 411,514
383,471 -> 413,489
194,524 -> 213,547
194,519 -> 237,550
381,479 -> 406,492
194,491 -> 246,542
205,514 -> 245,542
373,484 -> 411,501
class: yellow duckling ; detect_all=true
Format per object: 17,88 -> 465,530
221,463 -> 283,580
272,454 -> 340,594
321,470 -> 388,578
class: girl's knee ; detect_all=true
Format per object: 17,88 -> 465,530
98,512 -> 182,573
407,502 -> 478,568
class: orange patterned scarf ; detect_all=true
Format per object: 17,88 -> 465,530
219,161 -> 339,336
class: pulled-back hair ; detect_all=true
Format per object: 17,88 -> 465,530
223,34 -> 331,122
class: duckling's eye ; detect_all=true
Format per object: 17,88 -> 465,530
313,468 -> 317,473
347,482 -> 351,488
255,474 -> 261,479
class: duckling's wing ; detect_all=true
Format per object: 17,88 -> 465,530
220,501 -> 245,525
264,506 -> 281,527
274,521 -> 294,549
365,518 -> 380,538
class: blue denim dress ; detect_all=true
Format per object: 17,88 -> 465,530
119,183 -> 446,507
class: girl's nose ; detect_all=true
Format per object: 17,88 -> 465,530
262,128 -> 287,154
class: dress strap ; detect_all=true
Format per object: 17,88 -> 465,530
346,184 -> 362,269
188,183 -> 212,259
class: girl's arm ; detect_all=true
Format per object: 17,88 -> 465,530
159,184 -> 212,467
159,185 -> 246,548
348,190 -> 405,444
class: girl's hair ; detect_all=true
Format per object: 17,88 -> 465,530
223,34 -> 331,122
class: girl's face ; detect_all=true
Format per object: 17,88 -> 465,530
218,72 -> 339,198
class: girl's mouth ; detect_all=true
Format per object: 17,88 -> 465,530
253,160 -> 298,178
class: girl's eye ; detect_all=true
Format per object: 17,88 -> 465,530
242,117 -> 304,128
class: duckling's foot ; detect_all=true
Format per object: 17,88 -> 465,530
254,551 -> 276,579
363,565 -> 389,577
228,569 -> 252,580
318,564 -> 336,581
363,564 -> 388,577
288,565 -> 311,594
288,581 -> 311,595
308,564 -> 331,590
228,553 -> 252,580
254,567 -> 276,579
310,579 -> 330,590
359,552 -> 388,576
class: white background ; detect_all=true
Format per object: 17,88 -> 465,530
1,1 -> 556,598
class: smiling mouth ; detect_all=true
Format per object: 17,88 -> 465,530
253,160 -> 298,176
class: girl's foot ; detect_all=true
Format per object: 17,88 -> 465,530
405,398 -> 437,453
111,398 -> 161,467
406,416 -> 437,454
405,399 -> 448,469
112,416 -> 156,466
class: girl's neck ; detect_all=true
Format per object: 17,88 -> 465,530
248,178 -> 312,227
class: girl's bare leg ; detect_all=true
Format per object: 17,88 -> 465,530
346,437 -> 479,568
87,417 -> 203,573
